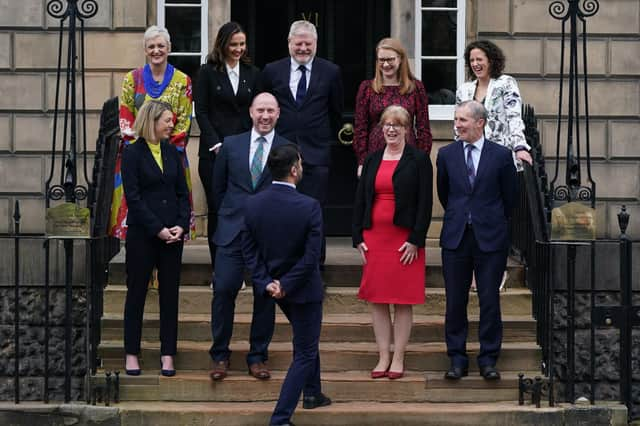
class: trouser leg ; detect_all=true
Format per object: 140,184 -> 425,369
157,240 -> 183,356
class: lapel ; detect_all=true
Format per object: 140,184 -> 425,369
141,139 -> 164,180
484,78 -> 497,108
300,60 -> 321,108
279,59 -> 297,106
474,139 -> 492,188
240,135 -> 255,191
236,63 -> 253,107
217,68 -> 239,110
393,144 -> 414,178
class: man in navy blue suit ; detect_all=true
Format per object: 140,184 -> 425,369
261,20 -> 344,266
243,144 -> 330,426
436,100 -> 518,381
209,92 -> 290,381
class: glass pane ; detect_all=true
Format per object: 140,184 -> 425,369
421,11 -> 457,56
165,7 -> 201,52
421,60 -> 456,105
166,0 -> 201,4
422,0 -> 456,7
169,55 -> 201,84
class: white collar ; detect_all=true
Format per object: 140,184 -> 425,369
463,136 -> 485,151
290,57 -> 314,73
226,62 -> 240,75
272,181 -> 296,189
251,128 -> 275,144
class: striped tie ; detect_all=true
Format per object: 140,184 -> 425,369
466,144 -> 476,188
250,136 -> 267,189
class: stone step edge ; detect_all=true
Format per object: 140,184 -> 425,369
99,340 -> 540,353
101,312 -> 536,324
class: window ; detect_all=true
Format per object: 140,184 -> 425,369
157,0 -> 208,81
414,0 -> 465,120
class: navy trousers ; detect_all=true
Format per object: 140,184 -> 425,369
210,235 -> 275,366
270,301 -> 323,426
442,226 -> 507,368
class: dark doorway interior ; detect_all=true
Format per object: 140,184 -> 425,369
232,0 -> 390,235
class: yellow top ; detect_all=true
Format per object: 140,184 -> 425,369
147,141 -> 163,171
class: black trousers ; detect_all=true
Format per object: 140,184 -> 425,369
198,155 -> 217,268
124,226 -> 184,356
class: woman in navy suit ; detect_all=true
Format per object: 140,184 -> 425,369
194,22 -> 260,269
122,100 -> 190,377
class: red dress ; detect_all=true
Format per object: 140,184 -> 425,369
358,160 -> 425,305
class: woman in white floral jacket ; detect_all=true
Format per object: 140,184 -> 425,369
456,40 -> 533,170
456,40 -> 532,291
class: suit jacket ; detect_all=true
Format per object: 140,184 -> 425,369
121,137 -> 191,237
436,139 -> 518,252
352,144 -> 433,248
242,184 -> 324,304
212,131 -> 289,246
261,57 -> 344,166
194,62 -> 261,158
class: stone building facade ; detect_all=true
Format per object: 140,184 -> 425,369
0,0 -> 638,238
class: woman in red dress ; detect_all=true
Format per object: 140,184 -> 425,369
352,105 -> 433,379
353,38 -> 432,178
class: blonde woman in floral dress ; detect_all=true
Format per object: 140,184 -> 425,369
456,40 -> 532,291
110,25 -> 195,241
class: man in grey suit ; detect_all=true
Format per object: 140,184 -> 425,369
209,92 -> 290,381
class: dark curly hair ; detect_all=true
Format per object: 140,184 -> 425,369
206,22 -> 251,71
464,40 -> 505,80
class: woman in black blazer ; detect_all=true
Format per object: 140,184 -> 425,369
122,100 -> 191,377
194,22 -> 260,268
352,105 -> 433,379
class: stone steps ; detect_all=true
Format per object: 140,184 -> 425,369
114,401 -> 628,426
101,312 -> 537,343
99,340 -> 541,372
102,285 -> 533,316
107,241 -> 525,288
95,370 -> 533,403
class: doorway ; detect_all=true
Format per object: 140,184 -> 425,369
232,0 -> 391,235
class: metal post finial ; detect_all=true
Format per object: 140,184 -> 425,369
617,205 -> 629,237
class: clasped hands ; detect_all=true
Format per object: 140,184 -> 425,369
157,226 -> 184,244
266,279 -> 286,299
357,241 -> 418,265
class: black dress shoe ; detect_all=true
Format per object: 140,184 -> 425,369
302,392 -> 332,409
444,365 -> 468,380
479,365 -> 501,380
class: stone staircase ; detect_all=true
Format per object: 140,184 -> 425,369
97,238 -> 624,425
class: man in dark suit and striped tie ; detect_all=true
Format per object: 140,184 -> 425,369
208,92 -> 290,382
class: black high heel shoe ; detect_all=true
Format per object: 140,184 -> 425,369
125,356 -> 141,376
160,357 -> 176,377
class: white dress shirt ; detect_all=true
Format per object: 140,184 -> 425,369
226,62 -> 240,95
249,128 -> 275,171
289,57 -> 313,99
272,181 -> 296,189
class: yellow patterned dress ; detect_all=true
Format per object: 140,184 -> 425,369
109,65 -> 195,240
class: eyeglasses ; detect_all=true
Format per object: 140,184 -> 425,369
382,123 -> 404,131
377,57 -> 398,64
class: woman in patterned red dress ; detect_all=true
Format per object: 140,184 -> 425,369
352,106 -> 433,380
353,38 -> 433,178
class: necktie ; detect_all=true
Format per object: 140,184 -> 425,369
250,136 -> 266,189
466,144 -> 476,188
296,65 -> 307,106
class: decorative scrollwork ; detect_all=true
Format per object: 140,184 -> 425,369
548,0 -> 568,20
78,0 -> 99,19
46,0 -> 69,19
74,186 -> 88,201
48,185 -> 66,201
553,186 -> 570,202
578,0 -> 599,17
576,187 -> 593,201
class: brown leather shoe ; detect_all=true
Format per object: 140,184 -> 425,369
248,361 -> 271,380
209,360 -> 230,381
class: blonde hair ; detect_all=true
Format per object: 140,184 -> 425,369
143,25 -> 171,48
379,105 -> 411,128
133,101 -> 173,142
372,38 -> 416,95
